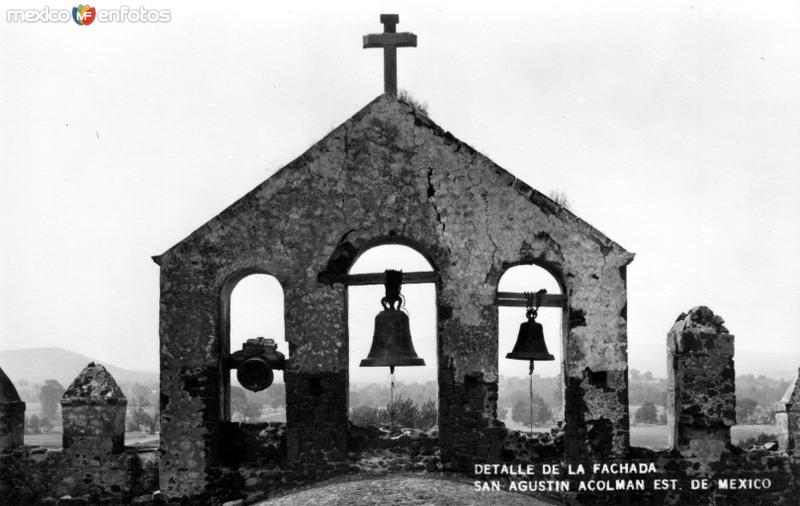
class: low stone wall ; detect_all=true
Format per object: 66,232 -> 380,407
0,445 -> 158,505
61,402 -> 127,453
348,424 -> 440,472
439,371 -> 581,472
3,433 -> 798,505
208,429 -> 799,505
220,422 -> 286,468
439,371 -> 504,470
207,423 -> 442,503
498,425 -> 565,462
207,420 -> 354,504
284,371 -> 348,463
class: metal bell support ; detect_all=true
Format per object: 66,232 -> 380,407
505,289 -> 555,436
360,269 -> 425,428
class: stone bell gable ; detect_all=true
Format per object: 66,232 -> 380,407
154,94 -> 633,498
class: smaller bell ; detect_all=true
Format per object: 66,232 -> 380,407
506,290 -> 555,363
506,290 -> 553,436
506,319 -> 555,362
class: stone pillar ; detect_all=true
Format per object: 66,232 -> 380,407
776,368 -> 800,454
0,366 -> 25,449
666,306 -> 735,460
60,362 -> 127,453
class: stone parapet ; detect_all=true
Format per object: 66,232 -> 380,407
666,306 -> 735,460
60,362 -> 127,453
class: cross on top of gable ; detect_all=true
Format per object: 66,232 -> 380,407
363,14 -> 417,96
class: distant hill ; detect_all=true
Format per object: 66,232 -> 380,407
0,347 -> 157,387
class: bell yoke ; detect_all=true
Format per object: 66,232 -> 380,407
360,269 -> 425,373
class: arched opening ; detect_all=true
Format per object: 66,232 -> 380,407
497,265 -> 565,433
347,244 -> 438,430
224,273 -> 287,423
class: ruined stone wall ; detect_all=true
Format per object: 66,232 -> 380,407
284,370 -> 348,461
0,364 -> 162,505
776,369 -> 800,454
0,367 -> 25,450
61,362 -> 128,454
61,403 -> 127,453
0,446 -> 158,504
666,306 -> 735,460
216,374 -> 350,470
0,401 -> 24,450
209,431 -> 800,506
156,94 -> 633,496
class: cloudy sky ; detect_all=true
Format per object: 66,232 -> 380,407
1,1 -> 799,383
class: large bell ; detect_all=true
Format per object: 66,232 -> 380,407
360,307 -> 426,368
506,319 -> 555,362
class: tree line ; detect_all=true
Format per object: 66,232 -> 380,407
628,370 -> 789,425
18,370 -> 788,433
350,396 -> 438,429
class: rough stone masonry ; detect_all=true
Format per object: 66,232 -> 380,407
0,366 -> 25,450
776,368 -> 800,455
666,306 -> 736,461
153,93 -> 634,499
0,96 -> 797,506
60,362 -> 128,453
0,363 -> 158,504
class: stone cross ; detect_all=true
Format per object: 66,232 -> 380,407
363,14 -> 417,96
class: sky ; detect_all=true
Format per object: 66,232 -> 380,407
1,1 -> 799,381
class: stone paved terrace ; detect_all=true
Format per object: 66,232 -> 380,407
256,475 -> 558,506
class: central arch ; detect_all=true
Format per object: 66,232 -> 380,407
346,242 -> 438,429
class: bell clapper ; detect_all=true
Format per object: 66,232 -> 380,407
389,365 -> 395,431
529,359 -> 534,437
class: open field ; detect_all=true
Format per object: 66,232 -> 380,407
484,418 -> 777,450
22,424 -> 776,451
630,424 -> 776,449
24,431 -> 159,449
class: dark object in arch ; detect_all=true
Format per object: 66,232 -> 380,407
229,338 -> 286,392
